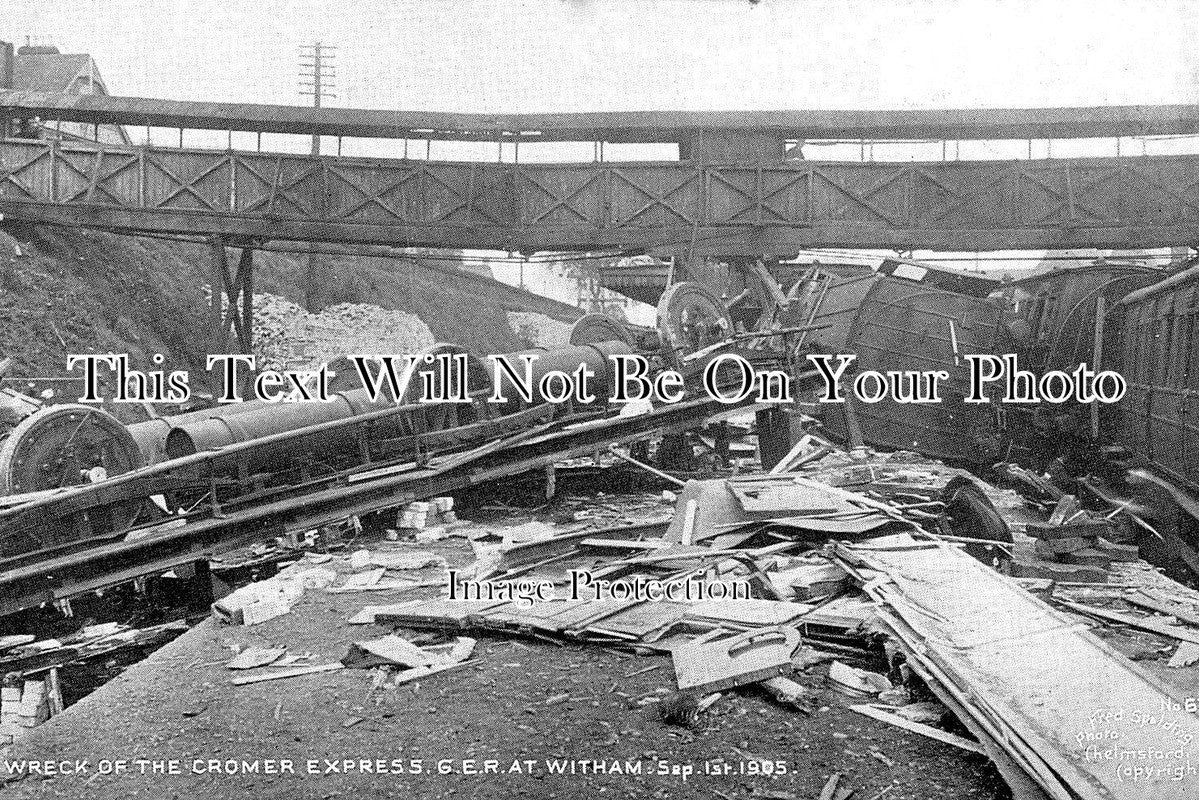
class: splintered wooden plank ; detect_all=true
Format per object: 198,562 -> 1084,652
800,595 -> 877,630
727,481 -> 840,514
875,605 -> 1059,800
664,480 -> 744,543
764,514 -> 891,534
1057,600 -> 1199,645
1125,590 -> 1199,629
347,634 -> 444,668
1168,642 -> 1199,668
589,601 -> 689,639
226,646 -> 287,670
686,599 -> 813,627
672,627 -> 799,692
850,539 -> 1199,800
554,600 -> 641,632
849,703 -> 985,754
578,538 -> 671,550
230,663 -> 343,686
482,601 -> 588,634
371,599 -> 507,627
348,602 -> 424,625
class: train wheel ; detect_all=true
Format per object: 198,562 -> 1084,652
0,404 -> 145,533
656,282 -> 733,364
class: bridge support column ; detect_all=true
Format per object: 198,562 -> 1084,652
208,237 -> 255,357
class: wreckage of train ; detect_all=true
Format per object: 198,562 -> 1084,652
0,251 -> 1197,570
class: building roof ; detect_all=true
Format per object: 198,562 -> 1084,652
12,52 -> 103,94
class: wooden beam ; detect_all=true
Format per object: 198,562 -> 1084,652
10,89 -> 1199,143
1056,598 -> 1199,645
236,245 -> 254,355
208,238 -> 228,353
849,704 -> 986,754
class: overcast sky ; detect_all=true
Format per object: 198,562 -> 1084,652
8,0 -> 1199,113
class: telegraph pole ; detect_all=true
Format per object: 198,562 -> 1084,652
299,42 -> 336,309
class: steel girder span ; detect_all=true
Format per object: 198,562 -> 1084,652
2,138 -> 1199,253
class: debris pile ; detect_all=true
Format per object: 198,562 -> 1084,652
0,675 -> 61,745
342,632 -> 476,687
212,561 -> 337,625
0,618 -> 191,744
299,443 -> 1199,799
11,414 -> 1199,800
298,302 -> 435,366
393,496 -> 459,541
0,621 -> 189,694
207,289 -> 436,370
1011,494 -> 1140,582
506,310 -> 574,348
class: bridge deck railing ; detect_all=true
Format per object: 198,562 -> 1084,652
2,136 -> 1199,252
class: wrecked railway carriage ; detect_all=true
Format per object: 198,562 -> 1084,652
0,253 -> 1196,567
4,251 -> 1199,800
0,261 -> 1017,559
789,259 -> 1014,462
998,256 -> 1199,494
1105,262 -> 1199,495
3,251 -> 1199,564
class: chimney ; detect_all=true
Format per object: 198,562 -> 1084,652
0,41 -> 13,90
17,36 -> 59,56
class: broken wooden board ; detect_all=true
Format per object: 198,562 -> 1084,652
392,659 -> 474,686
844,536 -> 1199,800
0,635 -> 35,651
326,578 -> 443,594
578,538 -> 671,551
226,646 -> 287,670
585,601 -> 689,641
818,772 -> 843,800
229,663 -> 343,686
705,528 -> 770,550
1168,642 -> 1199,668
768,560 -> 850,600
673,627 -> 800,693
727,476 -> 841,514
345,634 -> 443,668
828,660 -> 891,696
538,599 -> 640,633
850,703 -> 985,754
798,595 -> 877,631
368,551 -> 443,570
464,599 -> 639,639
685,599 -> 813,628
764,514 -> 891,535
430,636 -> 475,664
664,478 -> 867,545
876,605 -> 1055,800
370,599 -> 509,627
341,568 -> 386,589
347,602 -> 424,625
1056,599 -> 1199,646
664,480 -> 747,543
474,601 -> 591,635
1125,590 -> 1199,628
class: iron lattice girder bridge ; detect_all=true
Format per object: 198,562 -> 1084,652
4,137 -> 1199,253
4,91 -> 1199,253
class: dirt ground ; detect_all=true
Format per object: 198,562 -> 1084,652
0,496 -> 1009,800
